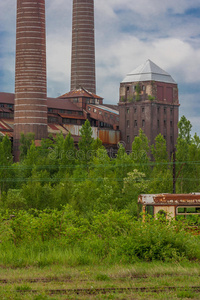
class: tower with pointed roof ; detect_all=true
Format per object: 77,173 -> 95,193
119,60 -> 179,156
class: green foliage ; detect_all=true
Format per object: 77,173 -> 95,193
132,129 -> 150,175
178,115 -> 192,144
0,208 -> 199,267
78,120 -> 94,166
135,83 -> 141,101
20,132 -> 35,160
148,95 -> 155,101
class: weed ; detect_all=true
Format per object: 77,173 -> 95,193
15,284 -> 32,291
177,290 -> 196,298
96,274 -> 110,281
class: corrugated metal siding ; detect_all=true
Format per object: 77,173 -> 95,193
63,125 -> 98,139
98,130 -> 120,144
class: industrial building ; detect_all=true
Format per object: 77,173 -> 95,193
0,0 -> 179,159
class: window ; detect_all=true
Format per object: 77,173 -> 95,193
134,108 -> 137,113
48,108 -> 53,113
7,104 -> 13,109
88,107 -> 91,111
170,121 -> 173,127
48,116 -> 58,123
73,98 -> 78,103
170,136 -> 173,143
127,108 -> 130,114
126,86 -> 130,91
142,119 -> 145,127
99,111 -> 102,115
105,113 -> 108,117
90,99 -> 95,104
0,104 -> 4,108
146,205 -> 154,216
170,109 -> 173,115
164,120 -> 166,128
176,207 -> 200,215
142,85 -> 145,91
134,120 -> 137,127
142,107 -> 145,113
116,117 -> 119,122
164,107 -> 166,114
127,120 -> 130,128
93,108 -> 97,113
157,107 -> 160,113
157,120 -> 160,128
127,135 -> 130,144
78,111 -> 83,116
59,109 -> 65,113
67,110 -> 72,114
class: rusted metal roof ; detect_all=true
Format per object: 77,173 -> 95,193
59,114 -> 86,120
47,98 -> 82,111
48,124 -> 68,136
92,105 -> 119,115
139,194 -> 200,205
0,92 -> 15,104
58,88 -> 103,100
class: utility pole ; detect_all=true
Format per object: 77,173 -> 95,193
173,147 -> 176,194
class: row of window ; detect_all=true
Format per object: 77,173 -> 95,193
127,119 -> 173,128
48,108 -> 83,116
0,104 -> 13,109
126,107 -> 174,114
48,116 -> 85,125
88,107 -> 119,121
0,112 -> 13,119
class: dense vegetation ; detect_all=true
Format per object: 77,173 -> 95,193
0,116 -> 199,215
0,116 -> 199,266
1,207 -> 200,267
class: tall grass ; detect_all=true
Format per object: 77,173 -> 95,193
0,206 -> 199,268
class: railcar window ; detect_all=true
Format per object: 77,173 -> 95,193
145,205 -> 154,216
177,206 -> 200,215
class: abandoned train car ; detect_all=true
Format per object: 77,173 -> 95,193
138,193 -> 200,220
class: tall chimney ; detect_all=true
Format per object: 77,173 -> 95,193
14,0 -> 48,159
71,0 -> 96,93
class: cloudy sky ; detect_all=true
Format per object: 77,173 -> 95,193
1,0 -> 200,135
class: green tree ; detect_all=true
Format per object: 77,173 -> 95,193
131,129 -> 150,175
19,132 -> 35,160
150,134 -> 171,193
176,116 -> 193,193
0,135 -> 13,193
78,120 -> 94,167
178,115 -> 192,143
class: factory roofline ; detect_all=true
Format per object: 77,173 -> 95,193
58,88 -> 103,100
122,59 -> 176,84
0,93 -> 82,111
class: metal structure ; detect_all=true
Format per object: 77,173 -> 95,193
138,194 -> 200,220
71,0 -> 96,93
14,0 -> 48,158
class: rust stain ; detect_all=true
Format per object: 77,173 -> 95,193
98,130 -> 120,145
153,194 -> 200,204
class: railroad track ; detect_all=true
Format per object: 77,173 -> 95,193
0,273 -> 199,283
12,286 -> 200,295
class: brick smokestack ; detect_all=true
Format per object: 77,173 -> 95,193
71,0 -> 96,93
14,0 -> 48,159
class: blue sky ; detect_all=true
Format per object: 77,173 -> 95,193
1,0 -> 200,135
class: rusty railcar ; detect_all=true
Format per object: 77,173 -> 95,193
138,193 -> 200,220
